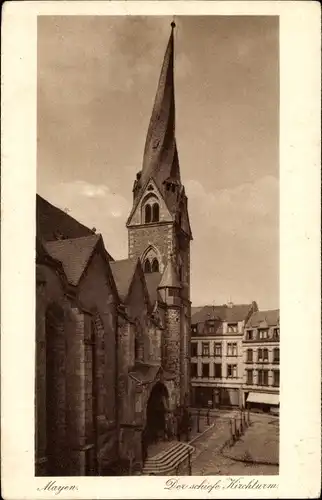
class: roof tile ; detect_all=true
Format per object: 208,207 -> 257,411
45,234 -> 100,286
110,258 -> 138,302
246,309 -> 279,328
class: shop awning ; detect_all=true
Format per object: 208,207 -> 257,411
247,392 -> 279,405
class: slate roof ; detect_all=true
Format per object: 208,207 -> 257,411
110,258 -> 138,302
37,194 -> 93,240
191,306 -> 204,317
37,194 -> 114,260
138,27 -> 180,203
144,272 -> 162,304
158,259 -> 181,289
45,234 -> 101,286
246,309 -> 280,328
191,304 -> 255,325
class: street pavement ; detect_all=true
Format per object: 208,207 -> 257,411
190,415 -> 279,476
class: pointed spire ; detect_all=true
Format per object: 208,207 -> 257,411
158,253 -> 181,289
141,22 -> 181,193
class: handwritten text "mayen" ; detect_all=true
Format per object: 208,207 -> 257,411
37,481 -> 79,495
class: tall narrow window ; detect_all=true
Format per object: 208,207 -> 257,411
151,258 -> 159,273
273,348 -> 280,363
145,204 -> 151,223
201,363 -> 209,378
144,260 -> 151,273
273,370 -> 280,387
246,369 -> 253,385
191,343 -> 198,357
246,349 -> 253,363
190,363 -> 198,378
152,203 -> 159,222
202,342 -> 210,356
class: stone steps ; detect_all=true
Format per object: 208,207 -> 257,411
142,442 -> 194,475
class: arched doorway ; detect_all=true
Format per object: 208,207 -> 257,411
145,382 -> 169,446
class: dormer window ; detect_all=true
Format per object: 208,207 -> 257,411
258,328 -> 269,340
246,330 -> 253,340
153,139 -> 160,150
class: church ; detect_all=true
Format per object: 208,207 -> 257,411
35,23 -> 193,476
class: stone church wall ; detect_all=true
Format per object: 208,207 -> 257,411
77,251 -> 119,469
128,224 -> 173,269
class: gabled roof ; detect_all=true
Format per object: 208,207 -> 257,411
144,272 -> 162,305
191,306 -> 204,317
110,258 -> 138,302
37,194 -> 92,240
45,234 -> 101,286
36,237 -> 67,286
246,309 -> 280,328
191,303 -> 255,325
226,305 -> 255,323
158,259 -> 181,289
37,194 -> 114,260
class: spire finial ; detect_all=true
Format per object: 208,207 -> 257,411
171,20 -> 176,29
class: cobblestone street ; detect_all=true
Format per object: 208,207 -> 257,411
190,413 -> 279,476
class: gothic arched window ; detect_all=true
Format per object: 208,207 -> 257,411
152,203 -> 159,222
145,204 -> 151,223
144,259 -> 151,273
151,258 -> 159,273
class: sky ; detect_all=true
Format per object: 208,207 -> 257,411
37,15 -> 279,310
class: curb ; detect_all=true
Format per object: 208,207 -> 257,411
220,441 -> 279,467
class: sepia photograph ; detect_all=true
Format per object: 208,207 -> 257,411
35,14 -> 280,478
1,0 -> 321,498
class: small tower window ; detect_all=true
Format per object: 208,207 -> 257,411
135,338 -> 139,360
151,258 -> 159,273
144,260 -> 152,273
152,203 -> 159,222
145,204 -> 151,223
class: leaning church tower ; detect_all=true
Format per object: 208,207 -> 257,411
126,23 -> 193,405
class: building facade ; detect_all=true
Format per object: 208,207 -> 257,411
190,303 -> 257,409
242,309 -> 280,412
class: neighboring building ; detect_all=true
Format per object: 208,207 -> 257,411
35,23 -> 193,476
190,302 -> 258,409
242,309 -> 280,413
